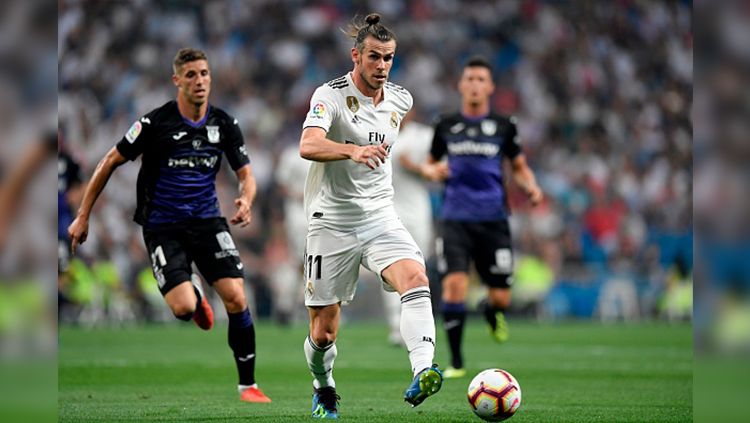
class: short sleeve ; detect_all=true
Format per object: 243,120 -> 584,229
116,117 -> 152,161
429,119 -> 448,161
302,86 -> 338,133
222,116 -> 250,171
401,91 -> 413,119
501,117 -> 522,160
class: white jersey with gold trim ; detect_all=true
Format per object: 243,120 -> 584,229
302,72 -> 413,230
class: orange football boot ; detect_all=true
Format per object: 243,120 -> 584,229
192,295 -> 214,330
240,386 -> 272,403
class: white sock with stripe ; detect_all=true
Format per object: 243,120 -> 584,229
304,335 -> 337,388
400,286 -> 436,376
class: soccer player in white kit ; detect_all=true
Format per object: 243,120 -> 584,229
299,13 -> 442,419
274,143 -> 310,324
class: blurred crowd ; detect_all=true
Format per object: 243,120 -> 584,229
55,0 -> 693,324
693,0 -> 750,354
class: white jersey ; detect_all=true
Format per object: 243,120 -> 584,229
302,72 -> 413,231
276,144 -> 310,258
391,120 -> 434,255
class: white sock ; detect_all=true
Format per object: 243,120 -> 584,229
400,286 -> 436,376
237,383 -> 257,393
304,335 -> 337,388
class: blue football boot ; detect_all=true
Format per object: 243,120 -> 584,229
311,386 -> 339,419
403,364 -> 443,407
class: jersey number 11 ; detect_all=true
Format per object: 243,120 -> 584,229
307,254 -> 322,280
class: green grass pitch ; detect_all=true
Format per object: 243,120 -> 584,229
59,320 -> 691,422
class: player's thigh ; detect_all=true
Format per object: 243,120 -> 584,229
362,222 -> 425,292
189,218 -> 244,285
304,226 -> 362,306
440,220 -> 472,275
361,221 -> 425,271
472,220 -> 514,289
163,281 -> 198,315
442,271 -> 470,302
142,228 -> 192,296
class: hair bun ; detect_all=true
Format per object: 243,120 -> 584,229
365,13 -> 381,26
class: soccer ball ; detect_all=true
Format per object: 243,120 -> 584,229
467,368 -> 522,421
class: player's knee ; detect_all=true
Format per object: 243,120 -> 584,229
442,273 -> 468,302
443,272 -> 467,286
489,287 -> 512,309
310,331 -> 336,348
402,269 -> 429,291
310,325 -> 337,348
491,297 -> 511,309
222,289 -> 247,313
171,302 -> 196,319
443,290 -> 464,303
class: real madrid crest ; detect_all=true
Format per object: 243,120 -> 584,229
346,96 -> 359,113
306,280 -> 314,297
481,119 -> 497,136
206,125 -> 220,143
390,111 -> 399,128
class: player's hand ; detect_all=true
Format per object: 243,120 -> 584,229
420,162 -> 450,182
68,216 -> 89,255
527,185 -> 543,207
351,144 -> 388,170
231,197 -> 252,227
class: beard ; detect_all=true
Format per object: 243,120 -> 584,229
359,69 -> 381,91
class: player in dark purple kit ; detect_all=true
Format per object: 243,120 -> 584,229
67,48 -> 271,403
57,131 -> 84,315
420,56 -> 543,379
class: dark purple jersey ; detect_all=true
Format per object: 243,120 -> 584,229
116,101 -> 250,227
430,112 -> 521,221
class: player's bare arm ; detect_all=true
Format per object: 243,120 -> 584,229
509,154 -> 542,206
68,146 -> 128,254
230,164 -> 256,228
397,146 -> 443,179
418,154 -> 450,182
300,126 -> 387,170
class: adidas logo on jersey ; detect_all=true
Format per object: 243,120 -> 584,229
351,115 -> 361,125
450,122 -> 465,134
327,76 -> 348,89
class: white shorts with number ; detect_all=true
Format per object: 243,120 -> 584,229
303,218 -> 425,306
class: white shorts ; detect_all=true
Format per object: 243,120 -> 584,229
303,219 -> 425,306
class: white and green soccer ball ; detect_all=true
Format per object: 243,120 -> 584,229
467,368 -> 522,421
